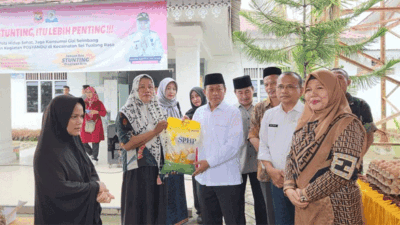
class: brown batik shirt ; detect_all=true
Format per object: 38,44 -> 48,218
248,98 -> 274,182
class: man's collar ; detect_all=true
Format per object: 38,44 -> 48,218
207,100 -> 227,111
278,100 -> 303,113
293,100 -> 304,112
263,97 -> 272,109
238,103 -> 254,110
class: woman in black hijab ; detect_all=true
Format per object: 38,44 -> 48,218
185,87 -> 207,119
34,95 -> 114,225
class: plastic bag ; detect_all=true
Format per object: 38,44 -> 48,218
160,117 -> 201,175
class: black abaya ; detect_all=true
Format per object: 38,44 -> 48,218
34,95 -> 102,225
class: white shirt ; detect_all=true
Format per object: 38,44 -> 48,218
193,101 -> 244,186
258,101 -> 304,171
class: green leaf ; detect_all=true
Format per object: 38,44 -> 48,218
308,0 -> 337,11
239,10 -> 303,37
233,31 -> 293,64
274,0 -> 302,8
349,59 -> 400,91
338,27 -> 387,56
352,0 -> 383,17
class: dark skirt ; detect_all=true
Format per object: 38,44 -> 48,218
165,174 -> 188,225
121,166 -> 167,225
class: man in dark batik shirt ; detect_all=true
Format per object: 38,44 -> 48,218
332,68 -> 378,172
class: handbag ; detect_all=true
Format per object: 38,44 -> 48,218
85,119 -> 97,133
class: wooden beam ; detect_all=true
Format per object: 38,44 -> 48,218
339,55 -> 374,72
339,42 -> 384,65
342,7 -> 400,15
351,19 -> 400,31
385,76 -> 400,86
385,131 -> 400,138
380,0 -> 387,134
383,97 -> 400,113
351,26 -> 379,31
387,19 -> 400,30
375,111 -> 400,126
387,84 -> 400,98
351,17 -> 400,29
371,142 -> 400,146
388,30 -> 400,39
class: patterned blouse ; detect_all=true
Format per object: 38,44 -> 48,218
116,112 -> 161,172
285,119 -> 364,224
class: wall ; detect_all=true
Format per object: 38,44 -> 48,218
67,72 -> 87,97
0,75 -> 14,164
11,72 -> 88,129
11,75 -> 43,129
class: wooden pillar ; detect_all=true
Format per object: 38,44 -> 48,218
332,4 -> 340,67
380,1 -> 387,137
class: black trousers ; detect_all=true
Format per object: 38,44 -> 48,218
197,183 -> 244,225
192,178 -> 201,215
83,142 -> 100,160
240,172 -> 269,225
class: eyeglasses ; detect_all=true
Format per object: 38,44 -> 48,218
276,84 -> 299,90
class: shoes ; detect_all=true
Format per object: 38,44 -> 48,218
196,215 -> 202,224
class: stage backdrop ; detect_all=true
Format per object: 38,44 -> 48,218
0,1 -> 167,73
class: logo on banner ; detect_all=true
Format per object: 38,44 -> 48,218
45,10 -> 59,23
34,12 -> 44,23
53,49 -> 96,69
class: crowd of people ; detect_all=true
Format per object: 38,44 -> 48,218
33,67 -> 376,225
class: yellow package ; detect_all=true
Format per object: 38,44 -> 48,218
161,117 -> 201,175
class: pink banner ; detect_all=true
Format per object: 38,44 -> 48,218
0,1 -> 167,72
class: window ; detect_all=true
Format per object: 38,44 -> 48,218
245,68 -> 268,103
26,73 -> 67,113
41,81 -> 52,112
55,81 -> 67,97
27,81 -> 38,113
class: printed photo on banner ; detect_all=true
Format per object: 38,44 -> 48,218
0,1 -> 167,73
126,12 -> 164,64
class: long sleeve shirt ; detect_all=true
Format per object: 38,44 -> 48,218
258,101 -> 304,171
192,101 -> 244,186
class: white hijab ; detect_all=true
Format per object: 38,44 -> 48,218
120,74 -> 169,170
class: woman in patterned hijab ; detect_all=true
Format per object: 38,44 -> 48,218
283,69 -> 366,225
117,74 -> 170,225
